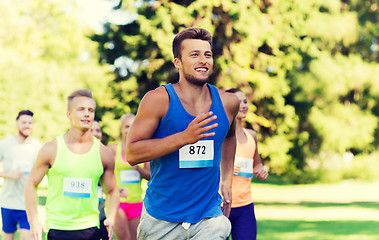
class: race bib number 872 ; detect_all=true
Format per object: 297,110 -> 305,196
179,140 -> 214,168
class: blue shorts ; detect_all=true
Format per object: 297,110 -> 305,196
1,208 -> 30,233
228,203 -> 257,240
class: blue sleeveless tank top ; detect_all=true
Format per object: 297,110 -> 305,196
144,83 -> 230,223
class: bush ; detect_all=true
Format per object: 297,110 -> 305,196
344,152 -> 379,181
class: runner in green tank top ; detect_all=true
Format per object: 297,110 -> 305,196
25,89 -> 120,240
108,113 -> 150,240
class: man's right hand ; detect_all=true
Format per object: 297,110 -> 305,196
182,111 -> 218,144
30,221 -> 47,240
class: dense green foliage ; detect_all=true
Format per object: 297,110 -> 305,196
0,0 -> 113,142
1,0 -> 378,182
93,0 -> 379,182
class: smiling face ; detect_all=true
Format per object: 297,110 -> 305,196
235,90 -> 249,119
67,96 -> 96,131
16,115 -> 34,138
174,39 -> 213,86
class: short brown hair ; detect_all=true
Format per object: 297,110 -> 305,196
67,89 -> 95,110
16,110 -> 34,120
172,28 -> 212,59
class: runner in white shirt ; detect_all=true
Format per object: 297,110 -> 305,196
0,110 -> 42,240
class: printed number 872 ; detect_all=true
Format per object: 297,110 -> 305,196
189,145 -> 206,155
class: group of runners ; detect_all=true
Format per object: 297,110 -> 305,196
0,27 -> 268,240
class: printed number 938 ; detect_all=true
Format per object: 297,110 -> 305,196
70,181 -> 85,189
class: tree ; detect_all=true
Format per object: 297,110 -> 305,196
0,0 -> 113,142
93,0 -> 379,180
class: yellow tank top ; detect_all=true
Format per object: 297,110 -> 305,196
232,128 -> 255,208
114,143 -> 143,203
46,135 -> 103,230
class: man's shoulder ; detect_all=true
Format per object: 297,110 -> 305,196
218,89 -> 240,110
106,142 -> 118,153
40,138 -> 58,154
139,85 -> 170,113
0,136 -> 12,154
218,88 -> 238,99
145,85 -> 169,98
99,142 -> 115,166
0,135 -> 16,142
0,136 -> 16,147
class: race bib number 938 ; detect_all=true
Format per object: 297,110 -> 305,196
63,177 -> 92,198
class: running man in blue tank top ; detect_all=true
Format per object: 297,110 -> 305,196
126,28 -> 240,240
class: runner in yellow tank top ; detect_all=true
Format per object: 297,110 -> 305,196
25,89 -> 120,240
108,113 -> 150,240
226,88 -> 269,240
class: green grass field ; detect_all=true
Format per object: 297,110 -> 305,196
252,180 -> 379,240
1,180 -> 378,240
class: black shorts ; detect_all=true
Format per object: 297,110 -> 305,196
48,227 -> 100,240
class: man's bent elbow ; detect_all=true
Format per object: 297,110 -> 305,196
126,142 -> 153,165
125,150 -> 138,166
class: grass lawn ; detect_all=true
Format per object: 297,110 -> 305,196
252,180 -> 379,240
1,180 -> 378,240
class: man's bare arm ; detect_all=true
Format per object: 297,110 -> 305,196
248,129 -> 268,180
126,87 -> 218,165
100,144 -> 120,239
25,140 -> 55,240
220,91 -> 240,217
220,119 -> 237,218
0,169 -> 23,180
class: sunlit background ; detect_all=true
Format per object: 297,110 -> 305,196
0,0 -> 378,239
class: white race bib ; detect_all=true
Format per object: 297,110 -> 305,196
63,177 -> 92,198
179,140 -> 214,168
234,157 -> 254,178
120,170 -> 140,184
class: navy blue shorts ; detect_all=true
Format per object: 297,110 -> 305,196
47,227 -> 100,240
99,218 -> 109,240
1,208 -> 30,233
228,203 -> 257,240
